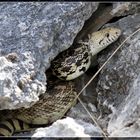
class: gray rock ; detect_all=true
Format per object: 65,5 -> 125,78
67,103 -> 102,137
108,74 -> 140,136
111,2 -> 140,17
31,117 -> 99,137
0,2 -> 98,109
96,13 -> 140,135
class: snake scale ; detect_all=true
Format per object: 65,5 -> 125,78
0,27 -> 121,136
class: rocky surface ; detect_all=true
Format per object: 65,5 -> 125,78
96,13 -> 140,136
111,2 -> 140,17
108,74 -> 140,136
32,117 -> 91,137
0,2 -> 98,110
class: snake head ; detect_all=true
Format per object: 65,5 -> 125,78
89,27 -> 121,56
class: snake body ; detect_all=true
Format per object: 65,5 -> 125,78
51,27 -> 121,80
0,27 -> 121,136
0,80 -> 77,136
51,43 -> 91,81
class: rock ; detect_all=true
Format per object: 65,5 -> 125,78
32,117 -> 90,137
0,2 -> 98,109
76,2 -> 140,42
96,13 -> 140,136
111,2 -> 140,17
67,103 -> 102,137
68,102 -> 97,125
108,74 -> 140,136
31,117 -> 99,137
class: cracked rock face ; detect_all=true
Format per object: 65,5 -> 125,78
0,2 -> 98,110
96,13 -> 140,136
108,74 -> 140,136
111,2 -> 140,16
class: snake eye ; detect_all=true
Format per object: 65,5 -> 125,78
106,33 -> 109,38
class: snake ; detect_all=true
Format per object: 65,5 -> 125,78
0,27 -> 121,136
51,27 -> 121,80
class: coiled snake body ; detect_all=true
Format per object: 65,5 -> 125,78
0,27 -> 121,136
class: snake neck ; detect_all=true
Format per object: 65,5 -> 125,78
89,43 -> 109,56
